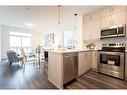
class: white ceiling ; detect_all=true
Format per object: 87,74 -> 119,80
0,6 -> 105,32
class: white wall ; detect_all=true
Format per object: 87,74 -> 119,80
32,31 -> 43,49
41,7 -> 83,49
1,25 -> 42,59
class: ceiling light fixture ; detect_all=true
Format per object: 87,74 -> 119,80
25,8 -> 31,13
25,22 -> 34,27
74,14 -> 77,30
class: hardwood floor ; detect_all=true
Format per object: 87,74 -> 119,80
0,60 -> 57,89
0,60 -> 127,89
65,71 -> 127,89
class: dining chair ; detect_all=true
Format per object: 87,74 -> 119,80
20,48 -> 37,68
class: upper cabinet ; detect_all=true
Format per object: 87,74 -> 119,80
100,6 -> 126,28
83,6 -> 126,41
111,11 -> 125,26
110,6 -> 125,15
83,11 -> 100,41
100,7 -> 111,17
83,20 -> 91,41
100,6 -> 125,18
100,15 -> 112,28
84,11 -> 100,23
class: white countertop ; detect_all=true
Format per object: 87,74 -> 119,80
47,48 -> 99,53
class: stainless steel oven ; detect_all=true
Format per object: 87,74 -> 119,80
98,43 -> 125,79
101,25 -> 126,39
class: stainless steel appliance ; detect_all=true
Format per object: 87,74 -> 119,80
98,43 -> 126,79
100,25 -> 126,39
63,53 -> 78,84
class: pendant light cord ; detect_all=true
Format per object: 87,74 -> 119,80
74,14 -> 77,30
58,5 -> 61,24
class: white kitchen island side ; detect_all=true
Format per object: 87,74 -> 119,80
48,52 -> 64,89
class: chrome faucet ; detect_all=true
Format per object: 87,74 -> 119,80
73,40 -> 78,49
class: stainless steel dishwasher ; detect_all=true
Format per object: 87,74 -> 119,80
63,53 -> 78,84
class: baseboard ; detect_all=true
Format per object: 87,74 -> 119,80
91,68 -> 98,72
0,59 -> 8,63
1,58 -> 7,61
78,69 -> 91,78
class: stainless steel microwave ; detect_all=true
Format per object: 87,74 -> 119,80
100,25 -> 126,39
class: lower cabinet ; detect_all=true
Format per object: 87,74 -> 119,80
78,51 -> 92,76
91,51 -> 98,71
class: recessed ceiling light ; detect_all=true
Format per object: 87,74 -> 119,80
25,23 -> 34,27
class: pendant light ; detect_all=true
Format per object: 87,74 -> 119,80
74,14 -> 77,30
58,5 -> 61,25
73,13 -> 78,49
57,5 -> 63,50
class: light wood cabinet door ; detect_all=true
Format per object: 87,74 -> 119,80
92,51 -> 98,70
83,21 -> 91,41
86,52 -> 92,68
90,11 -> 100,20
78,51 -> 92,76
91,19 -> 100,39
111,6 -> 125,15
111,11 -> 126,26
84,11 -> 100,23
100,16 -> 112,28
84,15 -> 90,23
83,15 -> 100,40
100,6 -> 125,18
100,7 -> 111,18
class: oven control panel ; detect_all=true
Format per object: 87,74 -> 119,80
102,43 -> 126,47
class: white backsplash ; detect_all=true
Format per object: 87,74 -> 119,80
83,37 -> 127,50
83,39 -> 102,50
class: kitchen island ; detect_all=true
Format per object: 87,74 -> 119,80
48,49 -> 98,89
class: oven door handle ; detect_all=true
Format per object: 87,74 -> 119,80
99,51 -> 124,55
117,26 -> 119,36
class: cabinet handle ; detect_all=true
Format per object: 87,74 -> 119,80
65,55 -> 69,57
110,8 -> 114,13
112,8 -> 114,13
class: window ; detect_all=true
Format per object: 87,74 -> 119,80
10,31 -> 32,54
64,31 -> 74,49
10,36 -> 21,47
